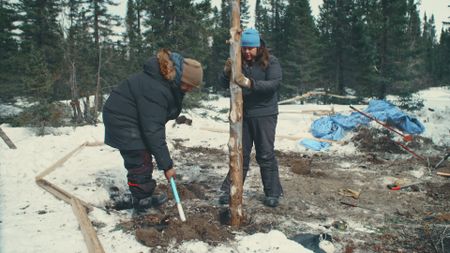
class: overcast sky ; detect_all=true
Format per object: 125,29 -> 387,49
111,0 -> 449,37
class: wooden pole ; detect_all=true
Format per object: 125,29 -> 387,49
36,178 -> 93,212
71,198 -> 106,253
0,126 -> 17,149
228,0 -> 244,227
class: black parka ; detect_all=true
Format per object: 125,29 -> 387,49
219,55 -> 282,118
103,57 -> 184,171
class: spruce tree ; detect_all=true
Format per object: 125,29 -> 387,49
240,0 -> 251,29
142,0 -> 212,62
0,1 -> 20,100
422,13 -> 438,84
436,29 -> 450,83
125,0 -> 145,72
207,1 -> 231,92
374,0 -> 409,98
18,0 -> 64,101
255,0 -> 270,34
84,0 -> 121,118
281,0 -> 321,97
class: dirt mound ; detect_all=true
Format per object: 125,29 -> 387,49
351,126 -> 404,153
120,206 -> 234,247
276,151 -> 313,175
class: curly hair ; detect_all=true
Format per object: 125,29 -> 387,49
157,48 -> 176,81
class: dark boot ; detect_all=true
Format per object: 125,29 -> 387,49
132,192 -> 168,215
218,194 -> 229,205
264,196 -> 279,207
219,168 -> 249,205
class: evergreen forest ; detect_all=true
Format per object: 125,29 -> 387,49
1,0 -> 449,126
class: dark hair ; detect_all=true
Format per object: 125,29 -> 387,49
256,45 -> 270,69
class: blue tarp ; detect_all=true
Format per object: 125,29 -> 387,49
300,100 -> 425,151
299,138 -> 331,151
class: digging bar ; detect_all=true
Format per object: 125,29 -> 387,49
349,105 -> 413,142
170,177 -> 186,222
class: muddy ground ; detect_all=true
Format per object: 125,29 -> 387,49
107,126 -> 450,253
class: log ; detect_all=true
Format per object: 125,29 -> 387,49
199,127 -> 344,144
278,91 -> 357,105
35,143 -> 87,180
0,126 -> 17,149
279,109 -> 334,115
437,171 -> 450,177
36,178 -> 93,212
71,198 -> 105,253
228,0 -> 244,227
35,141 -> 103,180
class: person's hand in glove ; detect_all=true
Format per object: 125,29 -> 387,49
164,168 -> 176,181
235,73 -> 252,88
223,58 -> 232,78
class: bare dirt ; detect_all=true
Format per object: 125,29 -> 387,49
106,127 -> 450,253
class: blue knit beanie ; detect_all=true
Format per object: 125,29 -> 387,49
169,52 -> 184,85
241,28 -> 261,47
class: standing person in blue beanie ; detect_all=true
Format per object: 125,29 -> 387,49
103,49 -> 203,215
218,28 -> 283,207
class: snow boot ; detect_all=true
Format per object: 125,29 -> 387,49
263,196 -> 279,208
132,192 -> 168,216
218,193 -> 229,205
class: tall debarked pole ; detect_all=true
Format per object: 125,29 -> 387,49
228,0 -> 244,227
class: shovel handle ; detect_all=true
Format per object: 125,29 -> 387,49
170,177 -> 186,221
350,105 -> 412,141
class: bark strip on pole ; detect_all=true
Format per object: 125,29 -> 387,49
228,0 -> 244,227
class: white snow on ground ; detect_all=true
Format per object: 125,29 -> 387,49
0,86 -> 449,253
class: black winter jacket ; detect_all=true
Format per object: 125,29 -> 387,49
219,55 -> 282,118
103,57 -> 184,171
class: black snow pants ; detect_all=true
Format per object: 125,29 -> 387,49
220,115 -> 283,198
120,150 -> 156,200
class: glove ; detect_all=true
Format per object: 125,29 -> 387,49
223,58 -> 232,78
235,73 -> 252,88
164,168 -> 176,181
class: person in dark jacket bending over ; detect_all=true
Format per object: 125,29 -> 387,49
219,28 -> 283,207
103,49 -> 203,215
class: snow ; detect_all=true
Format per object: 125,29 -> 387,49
1,86 -> 449,253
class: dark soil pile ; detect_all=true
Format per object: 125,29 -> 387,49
351,126 -> 404,153
120,206 -> 234,247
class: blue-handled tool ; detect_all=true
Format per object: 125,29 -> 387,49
170,177 -> 186,222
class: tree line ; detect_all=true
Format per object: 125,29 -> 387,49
1,0 -> 449,124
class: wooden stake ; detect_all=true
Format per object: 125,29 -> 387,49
71,198 -> 105,253
0,126 -> 17,149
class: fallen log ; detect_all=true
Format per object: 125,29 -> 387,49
36,143 -> 87,180
71,198 -> 105,253
36,178 -> 92,212
199,127 -> 344,144
278,91 -> 357,105
0,126 -> 17,149
35,141 -> 103,180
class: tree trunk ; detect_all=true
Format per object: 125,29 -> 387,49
69,61 -> 83,123
94,46 -> 102,124
228,0 -> 244,227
